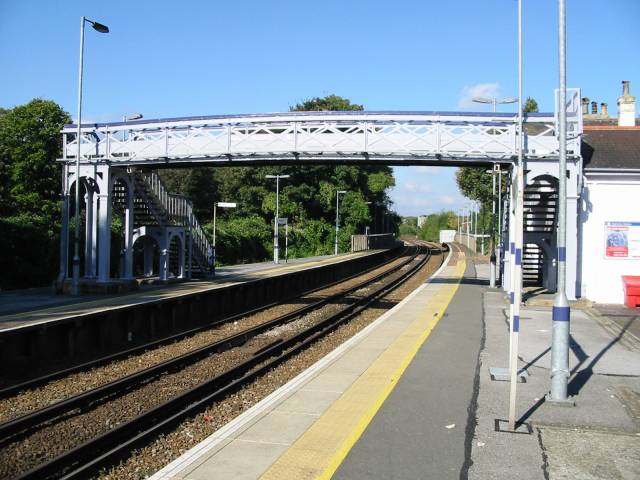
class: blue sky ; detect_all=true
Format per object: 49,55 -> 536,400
1,0 -> 638,216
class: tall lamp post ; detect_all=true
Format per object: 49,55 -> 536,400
472,96 -> 518,112
212,201 -> 237,273
72,16 -> 109,295
334,190 -> 347,255
266,174 -> 290,263
549,0 -> 571,404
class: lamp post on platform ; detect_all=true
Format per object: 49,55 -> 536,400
211,201 -> 237,273
266,174 -> 290,263
334,190 -> 347,255
72,16 -> 109,295
549,0 -> 571,405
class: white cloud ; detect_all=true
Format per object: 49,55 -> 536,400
393,195 -> 434,208
415,166 -> 440,175
458,83 -> 500,110
438,195 -> 456,205
404,181 -> 432,193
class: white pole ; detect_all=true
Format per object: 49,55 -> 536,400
213,202 -> 217,271
285,222 -> 289,263
550,0 -> 571,402
274,176 -> 279,264
508,0 -> 524,431
72,17 -> 86,295
334,192 -> 340,255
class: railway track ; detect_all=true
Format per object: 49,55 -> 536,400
0,245 -> 408,399
0,242 -> 443,480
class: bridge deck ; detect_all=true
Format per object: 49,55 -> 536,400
0,250 -> 377,333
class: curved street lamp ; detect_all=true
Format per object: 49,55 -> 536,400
472,96 -> 518,112
72,16 -> 109,295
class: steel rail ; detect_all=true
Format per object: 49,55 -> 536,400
0,246 -> 415,441
15,243 -> 441,480
0,246 -> 405,399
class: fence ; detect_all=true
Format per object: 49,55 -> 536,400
351,233 -> 397,252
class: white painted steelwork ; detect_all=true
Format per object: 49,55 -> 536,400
61,107 -> 582,166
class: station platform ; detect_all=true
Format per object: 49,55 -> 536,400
0,250 -> 379,333
150,243 -> 640,480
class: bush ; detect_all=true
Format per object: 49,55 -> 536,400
0,216 -> 59,290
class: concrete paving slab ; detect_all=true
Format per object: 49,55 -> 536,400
541,427 -> 640,480
180,439 -> 288,480
274,389 -> 342,416
237,410 -> 319,444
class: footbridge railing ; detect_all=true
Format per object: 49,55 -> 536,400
61,98 -> 582,167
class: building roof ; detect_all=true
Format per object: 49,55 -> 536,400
582,128 -> 640,170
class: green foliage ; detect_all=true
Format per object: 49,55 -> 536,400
455,167 -> 494,205
0,215 -> 60,290
290,94 -> 363,112
205,215 -> 272,265
524,97 -> 539,113
0,99 -> 70,219
0,99 -> 70,289
399,216 -> 418,237
417,211 -> 457,242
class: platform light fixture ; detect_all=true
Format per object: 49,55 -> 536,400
72,16 -> 110,295
472,96 -> 518,112
123,113 -> 143,122
266,174 -> 290,264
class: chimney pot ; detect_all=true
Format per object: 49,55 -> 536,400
582,97 -> 589,115
618,80 -> 636,127
601,103 -> 608,117
591,101 -> 598,115
622,80 -> 630,96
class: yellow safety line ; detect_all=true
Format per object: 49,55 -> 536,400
260,248 -> 466,480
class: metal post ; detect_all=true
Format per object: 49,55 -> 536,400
549,0 -> 571,402
474,204 -> 478,252
274,176 -> 280,263
508,0 -> 524,431
498,166 -> 503,279
334,192 -> 340,255
72,16 -> 86,295
213,202 -> 217,271
490,170 -> 497,287
466,207 -> 470,248
285,222 -> 289,263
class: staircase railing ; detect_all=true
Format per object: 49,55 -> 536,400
140,171 -> 212,276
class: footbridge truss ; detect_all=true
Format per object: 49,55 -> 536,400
61,98 -> 582,168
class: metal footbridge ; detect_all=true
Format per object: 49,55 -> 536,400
61,105 -> 582,167
57,89 -> 583,295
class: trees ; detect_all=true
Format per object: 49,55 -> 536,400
161,95 -> 399,264
290,95 -> 363,112
417,211 -> 457,242
0,99 -> 71,289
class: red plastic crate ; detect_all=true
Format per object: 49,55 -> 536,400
622,276 -> 640,308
